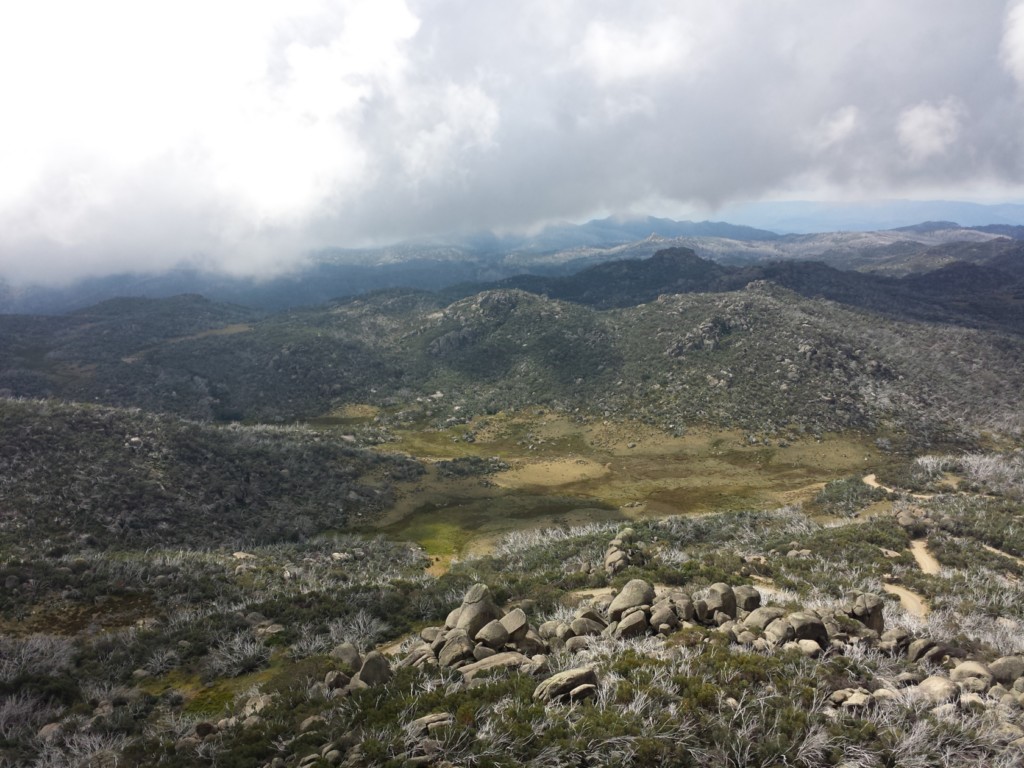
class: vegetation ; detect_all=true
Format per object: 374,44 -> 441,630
3,247 -> 1024,765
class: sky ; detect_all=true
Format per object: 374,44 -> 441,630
3,0 -> 1024,284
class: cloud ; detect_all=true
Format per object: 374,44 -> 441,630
897,99 -> 966,163
1,0 -> 1023,284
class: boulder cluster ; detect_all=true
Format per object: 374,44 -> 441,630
534,579 -> 885,660
602,526 -> 645,576
828,656 -> 1024,748
395,584 -> 550,680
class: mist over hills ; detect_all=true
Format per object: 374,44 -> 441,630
2,211 -> 1022,315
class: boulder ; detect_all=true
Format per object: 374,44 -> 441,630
570,617 -> 605,637
608,579 -> 655,621
733,585 -> 761,613
649,606 -> 679,630
538,620 -> 562,640
514,630 -> 548,656
764,618 -> 795,646
458,651 -> 531,680
789,612 -> 829,647
950,661 -> 993,687
475,620 -> 510,649
438,632 -> 475,667
744,606 -> 786,631
500,609 -> 530,642
616,611 -> 649,638
796,639 -> 823,658
356,651 -> 391,687
846,592 -> 885,634
533,667 -> 599,703
990,656 -> 1024,686
704,583 -> 737,619
565,636 -> 593,653
574,608 -> 607,627
330,642 -> 362,672
407,713 -> 454,737
420,627 -> 443,643
914,675 -> 958,704
445,606 -> 462,629
455,584 -> 503,639
604,549 -> 629,575
324,670 -> 351,690
473,645 -> 496,662
907,638 -> 936,663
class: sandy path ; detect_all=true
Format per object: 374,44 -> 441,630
862,474 -> 933,500
883,584 -> 929,617
910,539 -> 941,575
983,544 -> 1024,568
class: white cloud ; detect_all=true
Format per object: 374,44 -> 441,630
897,99 -> 966,163
574,18 -> 692,85
1002,0 -> 1024,85
809,106 -> 861,152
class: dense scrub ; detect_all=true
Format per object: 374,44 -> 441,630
0,399 -> 423,550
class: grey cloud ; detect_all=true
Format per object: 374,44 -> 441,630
2,0 -> 1024,284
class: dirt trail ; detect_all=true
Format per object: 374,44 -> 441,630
883,584 -> 929,617
910,539 -> 941,575
983,544 -> 1024,568
862,474 -> 934,500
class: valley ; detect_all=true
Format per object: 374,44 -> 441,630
364,410 -> 880,562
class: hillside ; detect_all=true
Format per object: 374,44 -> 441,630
0,398 -> 422,551
3,247 -> 1024,767
2,251 -> 1022,443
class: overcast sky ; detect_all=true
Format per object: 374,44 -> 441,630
3,0 -> 1024,284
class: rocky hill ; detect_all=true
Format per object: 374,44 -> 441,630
1,251 -> 1022,442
